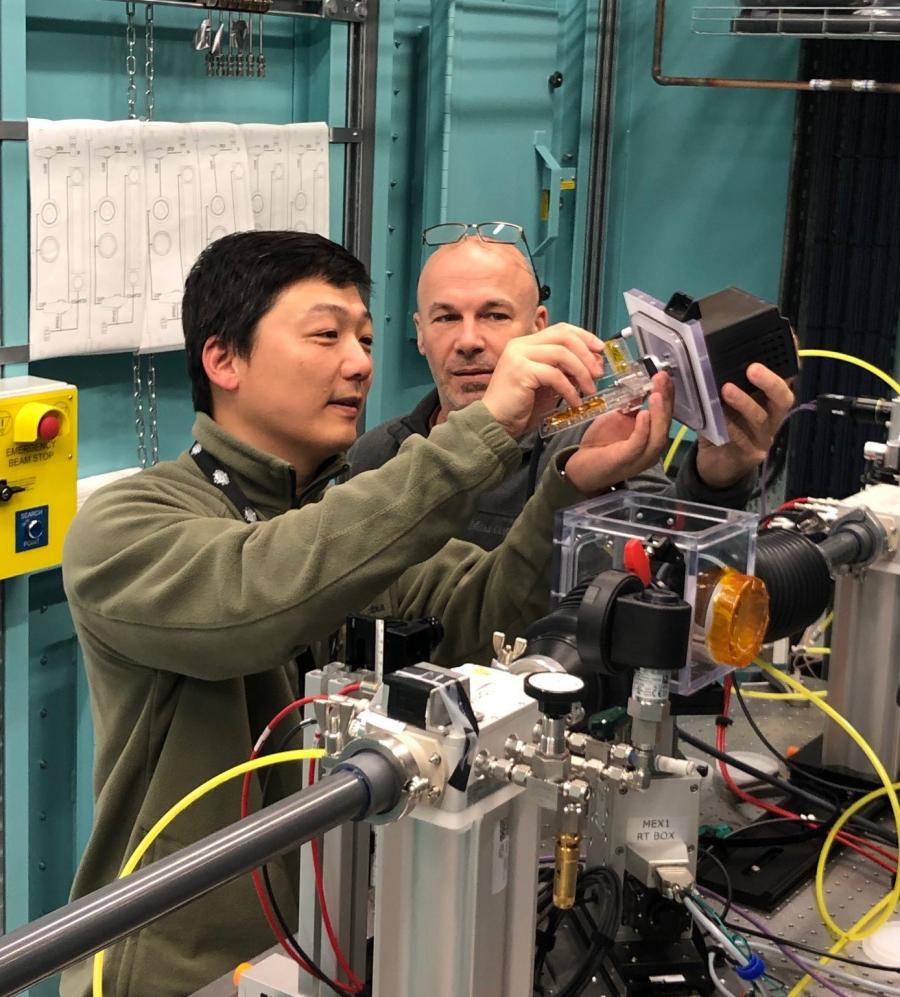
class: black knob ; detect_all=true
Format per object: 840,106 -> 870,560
548,71 -> 564,89
524,671 -> 585,718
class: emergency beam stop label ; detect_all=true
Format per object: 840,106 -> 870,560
6,441 -> 55,467
626,816 -> 691,845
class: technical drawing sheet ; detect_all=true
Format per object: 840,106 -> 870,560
29,118 -> 146,360
243,122 -> 329,235
28,118 -> 330,360
139,122 -> 255,353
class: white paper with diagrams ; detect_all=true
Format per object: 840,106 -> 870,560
28,118 -> 330,361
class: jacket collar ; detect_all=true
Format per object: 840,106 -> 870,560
188,413 -> 348,518
390,388 -> 441,442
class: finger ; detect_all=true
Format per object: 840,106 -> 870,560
611,408 -> 651,464
581,409 -> 638,447
519,343 -> 600,399
531,324 -> 605,377
541,322 -> 605,354
720,410 -> 768,461
746,363 -> 795,416
720,382 -> 770,433
645,386 -> 672,457
649,371 -> 675,419
533,365 -> 584,411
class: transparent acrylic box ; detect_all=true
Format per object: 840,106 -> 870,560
553,491 -> 758,694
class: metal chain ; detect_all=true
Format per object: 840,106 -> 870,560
125,2 -> 137,120
148,356 -> 160,465
145,4 -> 161,465
132,356 -> 149,470
144,4 -> 155,122
126,1 -> 148,467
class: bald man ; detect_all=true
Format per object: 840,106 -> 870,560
349,236 -> 793,550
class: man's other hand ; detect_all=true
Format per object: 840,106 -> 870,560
696,363 -> 795,489
564,372 -> 673,497
482,324 -> 604,439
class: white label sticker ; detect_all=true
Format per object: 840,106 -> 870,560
626,815 -> 691,845
492,818 -> 510,894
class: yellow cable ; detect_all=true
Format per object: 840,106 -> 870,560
787,780 -> 900,996
663,424 -> 689,472
792,646 -> 831,656
740,688 -> 827,701
755,660 -> 900,946
798,348 -> 900,397
92,748 -> 326,997
662,350 -> 898,478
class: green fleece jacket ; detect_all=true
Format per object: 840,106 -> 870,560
60,402 -> 586,997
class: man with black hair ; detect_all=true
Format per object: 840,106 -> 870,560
60,230 -> 673,997
350,234 -> 795,548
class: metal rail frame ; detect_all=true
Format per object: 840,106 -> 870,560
653,0 -> 900,93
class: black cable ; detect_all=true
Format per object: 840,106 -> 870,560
700,822 -> 829,848
732,682 -> 876,804
534,906 -> 564,983
534,867 -> 620,997
255,718 -> 351,997
722,921 -> 900,973
546,869 -> 620,997
676,726 -> 841,819
687,702 -> 897,848
675,726 -> 898,848
697,849 -> 733,921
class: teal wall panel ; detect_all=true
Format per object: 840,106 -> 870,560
599,1 -> 800,335
365,0 -> 599,424
364,0 -> 432,421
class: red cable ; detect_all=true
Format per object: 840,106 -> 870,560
308,756 -> 365,991
240,683 -> 364,990
240,694 -> 324,818
240,683 -> 363,820
718,677 -> 897,872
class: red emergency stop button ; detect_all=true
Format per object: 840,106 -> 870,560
37,413 -> 61,441
13,402 -> 67,444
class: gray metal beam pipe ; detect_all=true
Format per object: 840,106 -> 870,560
0,751 -> 402,996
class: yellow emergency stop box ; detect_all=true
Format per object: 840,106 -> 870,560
0,376 -> 77,579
